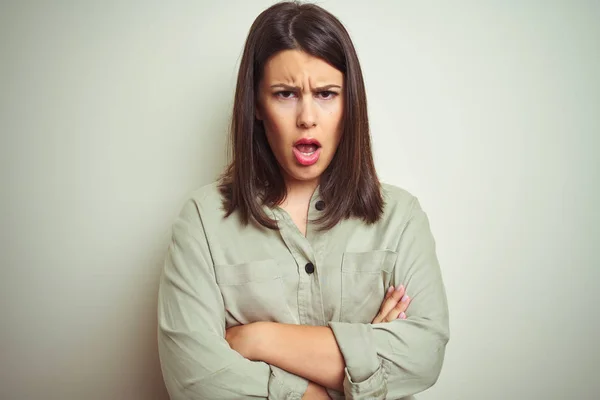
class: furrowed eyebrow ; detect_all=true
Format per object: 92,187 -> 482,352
270,84 -> 342,91
314,84 -> 342,91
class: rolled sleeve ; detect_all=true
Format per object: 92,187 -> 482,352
328,322 -> 388,399
268,366 -> 309,400
328,322 -> 380,382
329,198 -> 450,399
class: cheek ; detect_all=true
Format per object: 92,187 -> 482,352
262,104 -> 295,144
321,104 -> 344,140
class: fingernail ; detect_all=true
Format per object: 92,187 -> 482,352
387,286 -> 394,294
395,284 -> 404,292
399,312 -> 406,319
401,295 -> 409,302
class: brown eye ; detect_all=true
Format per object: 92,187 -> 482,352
275,91 -> 296,99
317,91 -> 337,100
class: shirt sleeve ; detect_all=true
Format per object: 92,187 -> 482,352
328,197 -> 450,399
158,198 -> 309,400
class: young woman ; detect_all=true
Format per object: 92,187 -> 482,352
158,2 -> 449,399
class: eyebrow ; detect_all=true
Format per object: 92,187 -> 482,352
270,84 -> 342,91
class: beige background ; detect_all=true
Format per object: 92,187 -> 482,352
1,1 -> 598,399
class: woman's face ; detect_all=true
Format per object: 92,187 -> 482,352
257,49 -> 344,188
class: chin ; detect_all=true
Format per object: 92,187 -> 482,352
286,165 -> 324,183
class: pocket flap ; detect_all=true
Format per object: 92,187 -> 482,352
341,250 -> 397,274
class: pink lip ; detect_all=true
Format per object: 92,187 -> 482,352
293,147 -> 321,166
293,137 -> 322,166
294,138 -> 321,147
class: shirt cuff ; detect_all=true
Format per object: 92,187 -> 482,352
268,365 -> 309,400
342,361 -> 388,399
326,388 -> 346,400
328,322 -> 388,399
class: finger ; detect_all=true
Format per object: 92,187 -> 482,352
379,285 -> 405,316
384,285 -> 394,300
373,286 -> 397,323
383,294 -> 411,322
383,295 -> 411,322
372,285 -> 405,323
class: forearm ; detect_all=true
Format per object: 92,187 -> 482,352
256,323 -> 346,392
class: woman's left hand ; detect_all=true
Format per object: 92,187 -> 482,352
371,284 -> 411,324
225,322 -> 268,360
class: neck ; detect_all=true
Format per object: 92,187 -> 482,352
282,176 -> 319,207
279,176 -> 319,237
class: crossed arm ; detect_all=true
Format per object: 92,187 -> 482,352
225,285 -> 412,395
158,197 -> 448,399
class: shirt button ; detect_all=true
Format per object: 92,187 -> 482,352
305,262 -> 315,274
315,200 -> 325,211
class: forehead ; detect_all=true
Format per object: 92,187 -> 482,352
262,49 -> 343,85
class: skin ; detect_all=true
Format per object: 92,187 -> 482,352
256,49 -> 344,235
225,285 -> 411,396
226,50 -> 412,398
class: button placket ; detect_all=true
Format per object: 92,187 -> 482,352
273,209 -> 319,326
306,195 -> 330,326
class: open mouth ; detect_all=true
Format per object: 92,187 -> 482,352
293,138 -> 322,166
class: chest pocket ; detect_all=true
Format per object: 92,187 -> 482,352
340,250 -> 397,323
215,259 -> 295,325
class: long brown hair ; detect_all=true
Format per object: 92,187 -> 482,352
219,1 -> 383,230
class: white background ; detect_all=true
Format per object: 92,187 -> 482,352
1,1 -> 598,399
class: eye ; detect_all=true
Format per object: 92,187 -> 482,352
275,91 -> 297,100
317,90 -> 338,100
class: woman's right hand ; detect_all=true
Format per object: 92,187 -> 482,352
302,381 -> 332,399
371,285 -> 411,324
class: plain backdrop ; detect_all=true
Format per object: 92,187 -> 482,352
1,1 -> 599,399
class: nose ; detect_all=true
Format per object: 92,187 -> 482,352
297,97 -> 317,129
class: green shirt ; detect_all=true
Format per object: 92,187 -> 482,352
158,182 -> 449,399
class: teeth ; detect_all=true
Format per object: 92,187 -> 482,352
301,151 -> 316,156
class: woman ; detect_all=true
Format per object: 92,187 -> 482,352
158,2 -> 449,399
